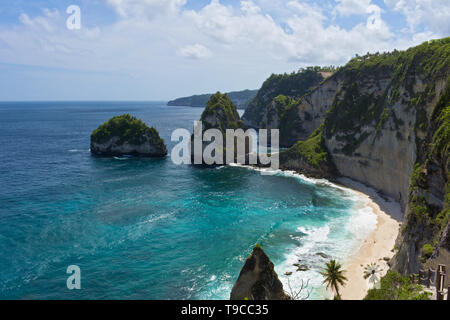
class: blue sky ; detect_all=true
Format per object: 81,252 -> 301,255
0,0 -> 448,101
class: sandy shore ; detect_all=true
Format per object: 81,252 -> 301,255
337,178 -> 403,300
236,165 -> 404,299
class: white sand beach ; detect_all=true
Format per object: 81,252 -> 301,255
337,178 -> 403,300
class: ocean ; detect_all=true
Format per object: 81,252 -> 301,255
0,101 -> 377,299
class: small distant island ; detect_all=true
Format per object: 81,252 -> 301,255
167,89 -> 258,109
90,114 -> 167,157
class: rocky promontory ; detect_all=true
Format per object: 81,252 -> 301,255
246,38 -> 450,274
230,245 -> 290,300
191,92 -> 249,164
90,114 -> 167,157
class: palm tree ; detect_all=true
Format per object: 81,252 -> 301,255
320,260 -> 348,299
363,262 -> 382,289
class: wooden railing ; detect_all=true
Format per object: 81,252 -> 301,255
411,264 -> 449,300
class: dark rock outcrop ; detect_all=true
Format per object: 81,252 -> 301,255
90,114 -> 167,157
230,245 -> 290,300
316,252 -> 331,259
191,92 -> 250,164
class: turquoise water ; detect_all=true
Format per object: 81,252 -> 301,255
0,102 -> 376,299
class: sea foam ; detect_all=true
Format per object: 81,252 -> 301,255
228,163 -> 379,299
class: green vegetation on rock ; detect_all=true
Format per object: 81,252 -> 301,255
422,244 -> 434,258
430,78 -> 450,172
407,77 -> 449,231
323,37 -> 450,157
287,126 -> 328,168
396,72 -> 449,269
91,114 -> 163,146
242,68 -> 325,127
364,271 -> 431,300
274,94 -> 295,120
323,82 -> 382,155
429,78 -> 450,233
191,92 -> 249,164
260,67 -> 326,100
269,38 -> 449,274
276,95 -> 301,139
90,114 -> 167,157
280,125 -> 336,176
200,92 -> 246,133
345,38 -> 449,86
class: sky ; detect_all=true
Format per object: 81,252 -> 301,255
0,0 -> 449,101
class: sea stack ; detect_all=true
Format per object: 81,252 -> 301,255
230,245 -> 290,300
191,92 -> 249,164
90,114 -> 167,157
200,91 -> 247,133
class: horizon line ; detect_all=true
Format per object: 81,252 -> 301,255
0,100 -> 171,103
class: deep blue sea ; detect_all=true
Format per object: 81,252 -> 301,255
0,101 -> 377,299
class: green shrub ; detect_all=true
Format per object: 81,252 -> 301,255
200,92 -> 245,133
422,243 -> 434,258
377,108 -> 390,131
409,163 -> 426,192
364,271 -> 431,300
401,224 -> 407,234
91,114 -> 164,147
244,68 -> 325,125
281,126 -> 331,169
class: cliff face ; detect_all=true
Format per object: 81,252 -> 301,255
324,75 -> 447,208
321,41 -> 449,274
230,245 -> 290,300
279,75 -> 342,147
323,64 -> 415,208
391,76 -> 449,274
268,38 -> 450,274
242,68 -> 325,131
90,114 -> 167,157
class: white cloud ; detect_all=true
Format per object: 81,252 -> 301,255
334,0 -> 373,16
2,1 -> 439,70
177,43 -> 212,59
184,0 -> 285,46
333,0 -> 388,33
19,8 -> 59,32
0,0 -> 446,100
1,8 -> 102,70
106,0 -> 187,18
384,0 -> 450,35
